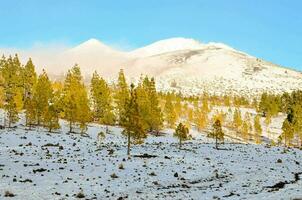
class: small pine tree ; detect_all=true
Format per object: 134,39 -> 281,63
62,65 -> 90,133
1,55 -> 22,127
174,122 -> 189,149
4,94 -> 19,128
76,87 -> 91,133
146,77 -> 163,132
114,69 -> 129,125
135,76 -> 163,132
33,70 -> 53,126
233,109 -> 242,129
254,115 -> 262,144
208,119 -> 224,149
122,84 -> 146,156
241,121 -> 250,142
43,101 -> 60,132
23,58 -> 37,127
164,93 -> 177,128
194,102 -> 208,131
25,99 -> 36,129
279,116 -> 294,147
90,71 -> 115,125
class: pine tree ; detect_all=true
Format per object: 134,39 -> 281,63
122,84 -> 146,156
147,77 -> 163,132
254,115 -> 262,144
279,114 -> 294,147
23,58 -> 37,127
208,119 -> 224,149
0,69 -> 4,108
136,76 -> 163,132
1,55 -> 22,127
201,95 -> 210,113
164,93 -> 176,128
174,95 -> 182,119
194,106 -> 208,131
136,76 -> 150,130
33,70 -> 53,126
114,69 -> 129,125
174,122 -> 189,149
12,55 -> 24,111
233,109 -> 242,129
62,65 -> 90,133
90,71 -> 115,125
77,87 -> 91,133
25,99 -> 36,129
43,99 -> 60,132
241,121 -> 250,142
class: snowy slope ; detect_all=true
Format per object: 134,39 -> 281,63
0,120 -> 302,200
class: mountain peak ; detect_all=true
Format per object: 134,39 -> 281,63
82,38 -> 105,46
129,37 -> 204,57
68,38 -> 119,54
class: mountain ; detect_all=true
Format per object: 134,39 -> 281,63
128,38 -> 205,57
55,38 -> 130,77
4,37 -> 302,96
123,41 -> 302,96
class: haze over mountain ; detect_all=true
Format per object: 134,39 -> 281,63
2,37 -> 302,96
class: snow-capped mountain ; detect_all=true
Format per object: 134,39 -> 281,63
3,37 -> 302,96
128,38 -> 205,57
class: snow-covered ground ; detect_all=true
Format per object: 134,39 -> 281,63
1,121 -> 302,200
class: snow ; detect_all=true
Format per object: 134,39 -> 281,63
128,37 -> 205,57
1,118 -> 302,199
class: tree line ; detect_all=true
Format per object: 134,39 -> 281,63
1,55 -> 301,153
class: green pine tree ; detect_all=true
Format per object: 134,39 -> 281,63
114,69 -> 129,125
33,70 -> 53,126
208,119 -> 224,149
174,122 -> 189,149
0,55 -> 23,127
164,93 -> 177,128
122,84 -> 146,156
90,71 -> 115,125
147,77 -> 163,132
23,58 -> 37,127
279,114 -> 294,147
62,65 -> 90,133
254,115 -> 262,144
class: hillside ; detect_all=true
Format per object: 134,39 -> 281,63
1,120 -> 302,200
2,37 -> 302,96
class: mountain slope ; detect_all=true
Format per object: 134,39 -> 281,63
4,37 -> 302,96
122,42 -> 302,96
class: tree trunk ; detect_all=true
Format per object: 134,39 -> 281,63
69,121 -> 72,133
179,138 -> 182,149
127,132 -> 131,156
25,116 -> 28,127
215,136 -> 218,149
37,115 -> 40,126
8,112 -> 11,128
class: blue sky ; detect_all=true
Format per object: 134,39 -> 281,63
0,0 -> 301,70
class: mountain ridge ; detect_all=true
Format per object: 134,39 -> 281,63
1,37 -> 302,96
